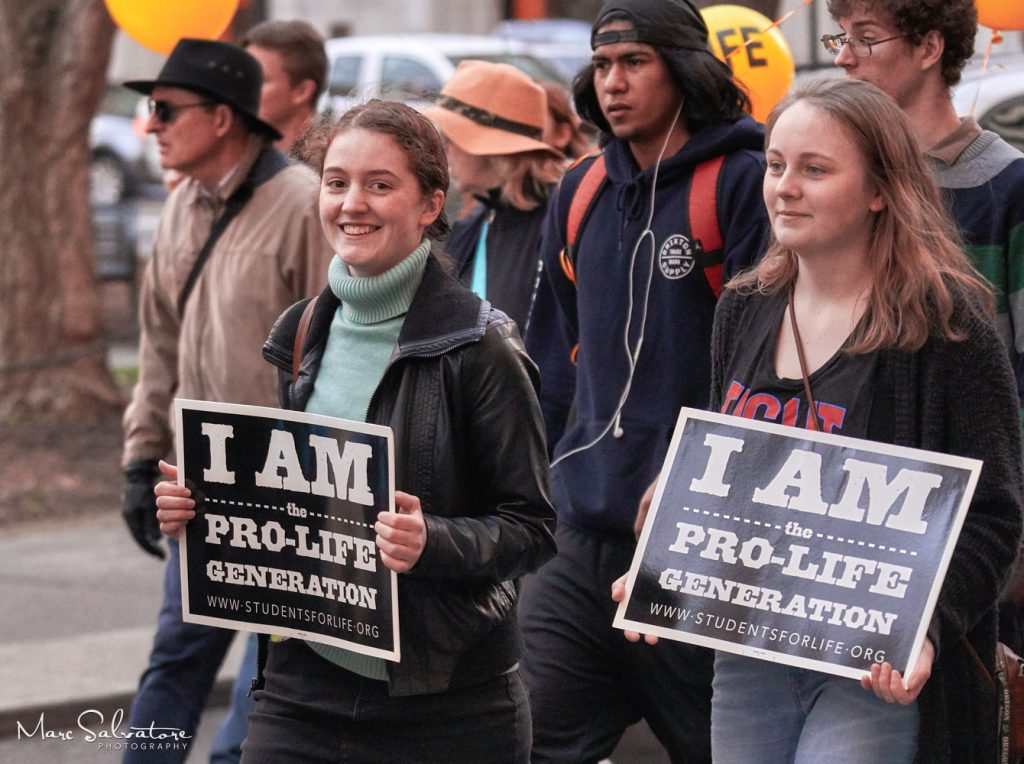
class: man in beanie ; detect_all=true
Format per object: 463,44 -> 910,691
521,1 -> 770,760
119,38 -> 331,763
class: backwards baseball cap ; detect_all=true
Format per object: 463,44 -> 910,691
591,0 -> 709,53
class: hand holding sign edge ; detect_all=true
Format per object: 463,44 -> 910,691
375,490 -> 427,573
611,573 -> 659,645
155,460 -> 195,539
633,477 -> 659,541
860,637 -> 934,704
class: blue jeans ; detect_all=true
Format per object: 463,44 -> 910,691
124,539 -> 254,764
711,652 -> 919,763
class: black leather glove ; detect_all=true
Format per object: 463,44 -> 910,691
122,459 -> 165,559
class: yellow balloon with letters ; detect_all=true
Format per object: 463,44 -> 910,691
701,4 -> 795,124
976,0 -> 1024,31
104,0 -> 240,55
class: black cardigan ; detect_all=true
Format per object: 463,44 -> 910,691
443,193 -> 547,332
710,287 -> 1024,764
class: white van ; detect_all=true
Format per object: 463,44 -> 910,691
323,34 -> 566,112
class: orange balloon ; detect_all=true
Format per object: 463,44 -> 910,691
701,4 -> 795,123
976,0 -> 1024,31
104,0 -> 240,55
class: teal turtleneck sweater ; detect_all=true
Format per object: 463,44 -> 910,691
303,238 -> 430,680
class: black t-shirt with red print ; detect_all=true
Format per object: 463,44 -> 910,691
718,291 -> 878,438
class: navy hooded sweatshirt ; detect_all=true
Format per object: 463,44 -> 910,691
527,116 -> 769,534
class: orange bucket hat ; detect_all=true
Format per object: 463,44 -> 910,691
424,60 -> 562,157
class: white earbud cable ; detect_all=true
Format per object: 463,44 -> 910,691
552,104 -> 683,469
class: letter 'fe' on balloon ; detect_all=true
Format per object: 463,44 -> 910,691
199,422 -> 376,506
700,4 -> 795,123
688,432 -> 939,534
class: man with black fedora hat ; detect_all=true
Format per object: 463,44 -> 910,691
118,38 -> 331,763
520,0 -> 771,760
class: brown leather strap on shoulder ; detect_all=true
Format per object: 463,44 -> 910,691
292,297 -> 318,384
788,287 -> 821,432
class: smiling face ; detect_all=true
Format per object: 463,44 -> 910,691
592,21 -> 684,153
764,100 -> 884,264
319,128 -> 444,278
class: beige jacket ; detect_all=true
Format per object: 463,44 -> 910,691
122,137 -> 332,465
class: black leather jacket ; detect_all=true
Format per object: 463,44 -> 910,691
263,254 -> 557,696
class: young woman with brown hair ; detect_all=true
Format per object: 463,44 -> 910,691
156,99 -> 556,763
618,76 -> 1022,763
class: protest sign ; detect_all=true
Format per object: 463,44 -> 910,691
174,399 -> 399,661
614,407 -> 981,680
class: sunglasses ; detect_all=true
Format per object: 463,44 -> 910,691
147,98 -> 216,124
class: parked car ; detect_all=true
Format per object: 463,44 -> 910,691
89,85 -> 159,205
323,34 -> 567,113
492,18 -> 592,81
951,53 -> 1024,152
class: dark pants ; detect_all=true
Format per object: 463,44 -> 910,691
519,525 -> 714,763
125,539 -> 251,764
210,633 -> 258,764
242,638 -> 531,763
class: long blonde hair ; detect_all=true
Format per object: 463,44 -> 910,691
731,77 -> 992,353
487,150 -> 566,211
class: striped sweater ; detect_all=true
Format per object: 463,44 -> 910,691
929,124 -> 1024,405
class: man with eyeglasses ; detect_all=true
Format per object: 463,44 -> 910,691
118,38 -> 331,764
824,1 -> 1024,408
825,0 -> 1024,706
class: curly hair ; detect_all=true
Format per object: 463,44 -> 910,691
321,100 -> 451,240
826,0 -> 976,86
730,77 -> 992,353
481,151 -> 566,211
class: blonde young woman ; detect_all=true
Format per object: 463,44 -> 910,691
616,77 -> 1023,763
537,79 -> 594,160
426,61 -> 567,331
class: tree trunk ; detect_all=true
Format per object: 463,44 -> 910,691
0,0 -> 122,421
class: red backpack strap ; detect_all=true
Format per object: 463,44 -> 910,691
560,153 -> 608,285
689,155 -> 726,299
